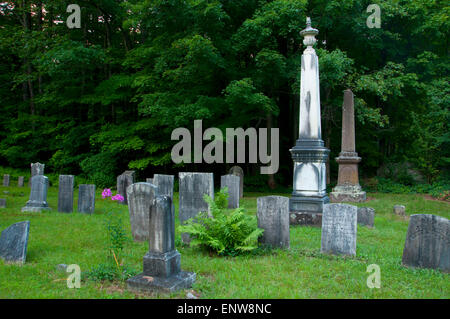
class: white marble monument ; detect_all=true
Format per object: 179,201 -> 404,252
289,18 -> 330,226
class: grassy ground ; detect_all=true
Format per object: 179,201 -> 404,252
0,184 -> 449,299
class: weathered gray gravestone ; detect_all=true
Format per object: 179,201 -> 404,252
179,172 -> 214,244
402,214 -> 449,272
0,221 -> 30,264
393,205 -> 406,217
220,175 -> 240,209
321,203 -> 357,256
0,199 -> 5,208
58,175 -> 74,213
146,178 -> 154,184
117,171 -> 135,205
257,196 -> 290,248
21,175 -> 51,212
3,174 -> 10,187
78,184 -> 95,214
30,162 -> 44,187
357,207 -> 375,228
127,183 -> 158,242
153,174 -> 175,216
18,176 -> 24,187
127,195 -> 196,293
229,166 -> 244,198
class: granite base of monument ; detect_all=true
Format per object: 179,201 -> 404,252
330,185 -> 366,203
127,271 -> 196,294
289,195 -> 329,226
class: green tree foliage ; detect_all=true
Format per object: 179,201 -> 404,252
0,0 -> 448,186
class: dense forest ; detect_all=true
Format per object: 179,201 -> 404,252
0,0 -> 448,190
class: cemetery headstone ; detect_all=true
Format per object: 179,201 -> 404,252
357,207 -> 375,228
127,182 -> 158,242
18,176 -> 24,187
153,174 -> 175,215
117,171 -> 135,205
30,162 -> 44,187
220,175 -> 240,209
178,172 -> 214,243
78,184 -> 95,214
393,205 -> 406,217
229,166 -> 244,198
0,198 -> 5,208
257,196 -> 290,248
127,195 -> 196,293
0,221 -> 30,264
3,174 -> 10,187
21,175 -> 51,212
146,178 -> 154,184
320,203 -> 357,256
58,175 -> 74,213
402,214 -> 449,272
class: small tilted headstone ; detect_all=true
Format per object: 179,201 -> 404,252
393,205 -> 406,217
127,195 -> 196,293
0,221 -> 30,264
220,175 -> 240,209
117,171 -> 135,205
257,196 -> 290,249
402,214 -> 449,272
0,198 -> 6,208
21,175 -> 51,212
357,207 -> 375,228
3,174 -> 10,187
127,182 -> 158,242
58,175 -> 75,213
178,172 -> 214,244
229,166 -> 244,198
18,176 -> 24,187
321,204 -> 357,256
78,184 -> 96,214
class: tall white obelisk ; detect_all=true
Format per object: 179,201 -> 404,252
289,17 -> 330,226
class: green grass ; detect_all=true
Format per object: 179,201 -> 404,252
0,184 -> 449,299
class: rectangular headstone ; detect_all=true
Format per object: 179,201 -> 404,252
58,175 -> 74,213
402,214 -> 449,272
146,178 -> 154,184
78,184 -> 96,214
257,196 -> 290,248
220,175 -> 240,209
179,172 -> 214,243
117,171 -> 135,205
357,207 -> 375,228
321,203 -> 357,256
127,195 -> 196,293
0,198 -> 5,208
18,176 -> 24,187
3,174 -> 10,187
0,221 -> 30,264
229,166 -> 244,198
127,183 -> 158,242
21,175 -> 51,212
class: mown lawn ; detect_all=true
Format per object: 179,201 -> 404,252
0,184 -> 449,299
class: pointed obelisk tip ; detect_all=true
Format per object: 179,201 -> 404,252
306,17 -> 311,28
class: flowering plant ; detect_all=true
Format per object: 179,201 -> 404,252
102,188 -> 124,203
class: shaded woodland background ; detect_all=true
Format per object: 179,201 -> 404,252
0,0 -> 448,191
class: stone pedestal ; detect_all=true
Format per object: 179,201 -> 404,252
127,195 -> 195,293
330,90 -> 366,203
290,18 -> 330,226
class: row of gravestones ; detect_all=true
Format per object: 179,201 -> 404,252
2,175 -> 26,187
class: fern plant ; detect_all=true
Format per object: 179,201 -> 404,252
178,187 -> 264,256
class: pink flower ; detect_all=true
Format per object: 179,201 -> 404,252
111,194 -> 125,202
102,188 -> 112,199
